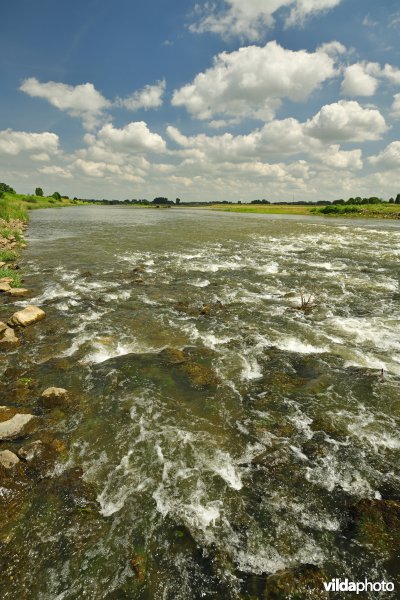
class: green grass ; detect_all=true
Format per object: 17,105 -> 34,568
0,250 -> 17,262
208,202 -> 400,219
0,192 -> 86,222
209,203 -> 316,215
0,268 -> 21,287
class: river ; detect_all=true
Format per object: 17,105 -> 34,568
1,206 -> 400,598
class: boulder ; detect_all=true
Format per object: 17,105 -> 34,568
40,387 -> 69,408
8,305 -> 46,327
0,413 -> 36,440
0,277 -> 13,283
0,282 -> 11,292
0,327 -> 19,346
7,288 -> 29,297
0,321 -> 7,335
0,450 -> 20,469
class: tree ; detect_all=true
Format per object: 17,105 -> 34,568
389,197 -> 394,204
0,182 -> 15,194
176,198 -> 181,205
35,187 -> 43,196
52,191 -> 61,200
152,197 -> 172,204
395,194 -> 400,204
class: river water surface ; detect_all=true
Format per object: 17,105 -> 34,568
1,207 -> 400,598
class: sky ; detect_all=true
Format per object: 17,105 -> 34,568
2,0 -> 400,202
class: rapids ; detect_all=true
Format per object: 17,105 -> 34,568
0,206 -> 399,598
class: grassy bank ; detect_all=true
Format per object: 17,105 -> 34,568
0,192 -> 85,222
209,203 -> 400,219
0,192 -> 85,287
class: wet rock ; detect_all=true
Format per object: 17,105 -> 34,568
6,288 -> 29,297
132,265 -> 145,273
46,467 -> 99,511
179,361 -> 219,389
17,439 -> 60,477
270,421 -> 296,438
0,327 -> 19,346
130,554 -> 146,582
310,415 -> 347,441
40,387 -> 69,408
0,321 -> 7,334
0,261 -> 5,268
0,450 -> 20,469
0,277 -> 13,284
0,282 -> 11,292
264,564 -> 328,599
159,347 -> 186,365
134,277 -> 144,284
302,432 -> 331,460
8,305 -> 46,327
80,270 -> 92,278
349,499 -> 400,559
0,413 -> 36,440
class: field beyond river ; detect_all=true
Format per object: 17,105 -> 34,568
1,206 -> 400,599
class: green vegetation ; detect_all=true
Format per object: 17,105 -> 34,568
0,268 -> 21,287
0,249 -> 17,262
0,189 -> 85,223
210,203 -> 314,215
35,187 -> 43,197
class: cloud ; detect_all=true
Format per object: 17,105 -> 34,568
0,129 -> 59,155
96,122 -> 167,153
341,64 -> 378,97
39,165 -> 72,178
20,77 -> 111,130
172,41 -> 336,121
116,80 -> 166,111
341,61 -> 400,97
391,93 -> 400,118
304,100 -> 388,142
369,141 -> 400,169
190,0 -> 344,40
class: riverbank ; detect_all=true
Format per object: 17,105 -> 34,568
208,203 -> 400,219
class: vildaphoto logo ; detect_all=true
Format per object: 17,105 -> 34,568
323,578 -> 395,594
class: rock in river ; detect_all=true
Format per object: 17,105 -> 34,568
40,387 -> 69,408
0,450 -> 20,469
0,282 -> 11,292
8,305 -> 46,327
0,325 -> 19,346
7,288 -> 29,297
0,413 -> 36,440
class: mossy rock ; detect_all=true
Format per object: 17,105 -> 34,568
349,499 -> 400,559
309,416 -> 347,441
179,360 -> 220,389
264,564 -> 328,599
158,347 -> 186,365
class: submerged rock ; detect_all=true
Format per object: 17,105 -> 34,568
349,499 -> 400,559
0,413 -> 36,440
179,360 -> 220,389
264,564 -> 328,599
0,450 -> 20,469
8,305 -> 46,327
40,386 -> 69,408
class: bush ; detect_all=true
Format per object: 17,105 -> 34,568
0,249 -> 17,262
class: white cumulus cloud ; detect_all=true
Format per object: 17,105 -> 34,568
304,100 -> 388,142
97,122 -> 167,153
369,141 -> 400,169
20,77 -> 111,130
341,64 -> 378,97
0,129 -> 59,155
117,80 -> 166,111
172,41 -> 337,121
190,0 -> 344,40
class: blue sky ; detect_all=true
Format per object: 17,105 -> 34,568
2,0 -> 400,201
